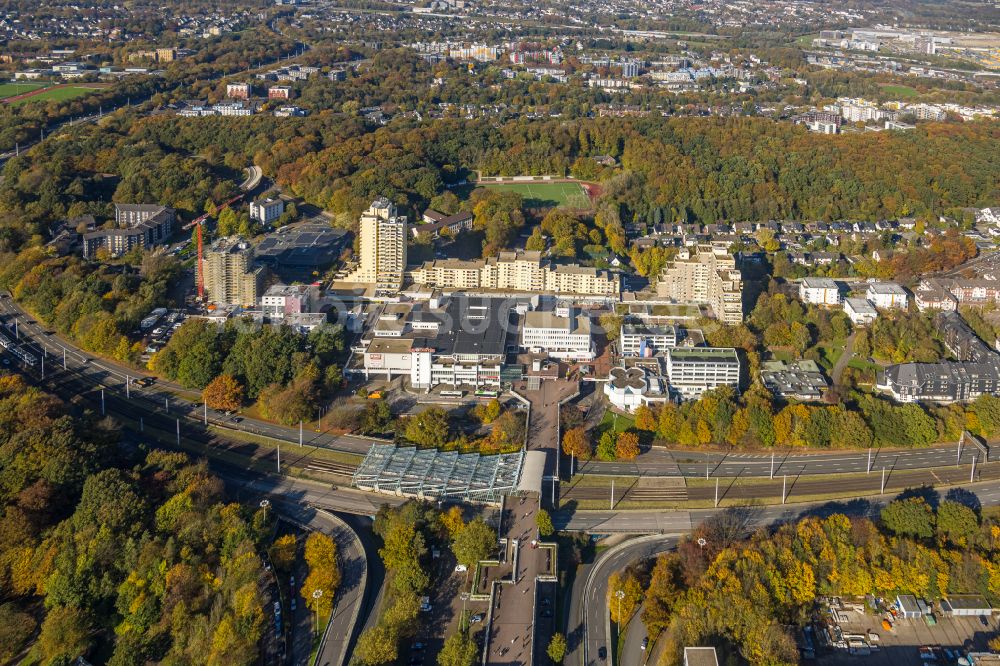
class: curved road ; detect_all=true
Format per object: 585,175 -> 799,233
0,294 -> 989,481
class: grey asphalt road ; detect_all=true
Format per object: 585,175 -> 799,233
566,535 -> 679,666
619,603 -> 649,666
1,295 -> 987,481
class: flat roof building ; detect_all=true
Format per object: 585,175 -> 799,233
666,347 -> 740,399
349,295 -> 512,390
411,249 -> 620,296
760,359 -> 828,401
521,309 -> 594,361
844,297 -> 877,326
800,277 -> 841,306
250,197 -> 285,225
684,647 -> 719,666
866,282 -> 908,309
255,223 -> 349,280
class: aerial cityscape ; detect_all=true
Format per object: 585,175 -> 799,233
2,0 -> 1000,665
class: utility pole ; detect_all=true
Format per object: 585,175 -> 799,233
299,420 -> 303,446
958,436 -> 963,464
277,445 -> 280,473
610,479 -> 614,511
867,448 -> 872,474
972,454 -> 978,483
714,477 -> 719,508
165,397 -> 169,412
125,376 -> 129,399
176,419 -> 180,446
62,347 -> 66,370
101,389 -> 105,415
770,452 -> 774,480
881,467 -> 886,494
782,474 -> 787,505
40,353 -> 44,379
204,402 -> 208,425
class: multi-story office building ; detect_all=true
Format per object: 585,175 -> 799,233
620,323 -> 678,356
410,250 -> 620,296
345,198 -> 408,295
350,296 -> 510,390
799,277 -> 841,306
521,309 -> 594,360
665,347 -> 740,399
204,237 -> 264,306
250,197 -> 285,225
656,245 -> 743,324
82,204 -> 174,258
866,282 -> 908,309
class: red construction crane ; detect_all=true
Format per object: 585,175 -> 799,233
182,192 -> 245,301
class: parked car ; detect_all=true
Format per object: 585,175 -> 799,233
641,637 -> 649,651
470,613 -> 484,624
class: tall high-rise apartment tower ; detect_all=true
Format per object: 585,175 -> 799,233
348,198 -> 408,294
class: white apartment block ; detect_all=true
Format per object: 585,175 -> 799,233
843,297 -> 878,326
411,250 -> 619,296
866,282 -> 908,309
799,277 -> 841,306
250,197 -> 285,225
665,347 -> 740,400
345,198 -> 408,295
620,323 -> 678,357
521,310 -> 594,361
656,244 -> 743,325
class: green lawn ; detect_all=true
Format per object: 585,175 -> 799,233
8,85 -> 100,106
880,84 -> 919,98
0,82 -> 45,99
478,181 -> 592,209
597,410 -> 635,438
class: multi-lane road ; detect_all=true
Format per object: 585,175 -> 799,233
1,293 -> 989,486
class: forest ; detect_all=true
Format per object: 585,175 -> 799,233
2,111 -> 998,261
608,496 -> 1000,665
0,373 -> 270,663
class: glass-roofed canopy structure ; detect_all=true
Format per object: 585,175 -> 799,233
352,444 -> 539,505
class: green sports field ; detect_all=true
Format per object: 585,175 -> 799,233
880,84 -> 919,98
8,86 -> 99,106
0,82 -> 45,99
479,181 -> 592,209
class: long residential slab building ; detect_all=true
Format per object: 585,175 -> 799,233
409,249 -> 620,296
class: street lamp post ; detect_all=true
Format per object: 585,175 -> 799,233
615,589 -> 625,626
312,589 -> 323,635
259,498 -> 270,521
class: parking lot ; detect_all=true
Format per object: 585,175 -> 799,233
820,610 -> 999,665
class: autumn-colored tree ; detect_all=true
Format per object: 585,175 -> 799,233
608,571 -> 643,624
475,398 -> 502,424
562,426 -> 592,460
302,532 -> 340,616
440,505 -> 465,540
535,509 -> 555,537
634,405 -> 657,431
269,534 -> 297,572
202,374 -> 244,412
547,633 -> 568,663
615,431 -> 640,460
